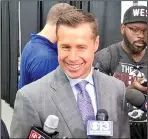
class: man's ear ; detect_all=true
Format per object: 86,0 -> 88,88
121,24 -> 125,35
94,35 -> 99,52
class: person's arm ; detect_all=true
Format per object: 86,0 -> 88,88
93,48 -> 111,75
10,90 -> 42,138
28,57 -> 59,82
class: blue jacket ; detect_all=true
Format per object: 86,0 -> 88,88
18,33 -> 59,89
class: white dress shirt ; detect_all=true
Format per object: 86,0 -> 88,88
66,68 -> 97,115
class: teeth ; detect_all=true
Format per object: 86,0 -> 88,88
68,64 -> 82,70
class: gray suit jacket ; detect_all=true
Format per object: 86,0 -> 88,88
10,66 -> 130,138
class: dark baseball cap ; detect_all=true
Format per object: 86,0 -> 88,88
123,5 -> 147,24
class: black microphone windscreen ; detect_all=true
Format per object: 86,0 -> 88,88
96,109 -> 108,121
126,88 -> 145,107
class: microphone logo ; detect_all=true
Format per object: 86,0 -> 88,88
90,122 -> 99,130
29,130 -> 45,139
87,120 -> 113,136
90,121 -> 110,131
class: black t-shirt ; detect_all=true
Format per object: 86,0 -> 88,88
94,42 -> 147,122
113,43 -> 147,122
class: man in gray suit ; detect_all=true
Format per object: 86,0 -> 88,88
10,9 -> 130,138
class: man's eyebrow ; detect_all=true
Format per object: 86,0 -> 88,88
61,44 -> 70,47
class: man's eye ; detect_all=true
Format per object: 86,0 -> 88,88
132,28 -> 139,33
62,46 -> 70,50
62,46 -> 70,49
79,46 -> 85,49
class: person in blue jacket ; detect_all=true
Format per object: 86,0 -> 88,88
18,3 -> 74,89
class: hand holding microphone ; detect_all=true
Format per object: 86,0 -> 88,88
140,78 -> 147,87
128,77 -> 147,94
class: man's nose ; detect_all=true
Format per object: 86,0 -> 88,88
137,31 -> 145,39
69,50 -> 79,61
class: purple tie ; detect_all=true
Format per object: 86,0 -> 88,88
75,80 -> 95,130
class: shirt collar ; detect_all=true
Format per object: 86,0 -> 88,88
30,33 -> 58,52
65,66 -> 94,87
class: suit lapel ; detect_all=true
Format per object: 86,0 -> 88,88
93,70 -> 112,114
50,67 -> 87,138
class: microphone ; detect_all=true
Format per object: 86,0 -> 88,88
96,109 -> 108,121
126,88 -> 147,112
28,115 -> 59,139
87,109 -> 113,137
43,115 -> 59,134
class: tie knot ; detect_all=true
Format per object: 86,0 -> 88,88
75,80 -> 88,92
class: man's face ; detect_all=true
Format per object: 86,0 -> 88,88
121,22 -> 147,53
57,23 -> 99,79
